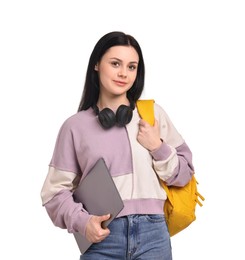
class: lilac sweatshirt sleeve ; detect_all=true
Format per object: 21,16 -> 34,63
44,189 -> 92,236
41,117 -> 92,236
151,141 -> 194,187
166,142 -> 194,186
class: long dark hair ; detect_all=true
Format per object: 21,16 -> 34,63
77,31 -> 145,112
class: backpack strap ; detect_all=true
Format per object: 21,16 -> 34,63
136,99 -> 155,126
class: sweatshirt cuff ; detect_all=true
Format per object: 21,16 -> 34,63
72,211 -> 92,236
150,142 -> 172,161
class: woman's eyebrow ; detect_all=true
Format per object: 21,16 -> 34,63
109,57 -> 138,64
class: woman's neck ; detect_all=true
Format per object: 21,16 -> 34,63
97,96 -> 129,111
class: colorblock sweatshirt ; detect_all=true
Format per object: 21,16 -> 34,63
41,102 -> 194,237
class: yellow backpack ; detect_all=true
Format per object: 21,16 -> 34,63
136,99 -> 205,237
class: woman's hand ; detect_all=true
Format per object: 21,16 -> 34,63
85,214 -> 111,243
137,119 -> 162,151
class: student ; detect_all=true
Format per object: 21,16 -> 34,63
41,31 -> 194,260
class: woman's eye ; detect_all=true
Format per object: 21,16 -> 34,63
129,65 -> 137,71
111,61 -> 120,67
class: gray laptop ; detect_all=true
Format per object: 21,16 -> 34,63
73,158 -> 124,255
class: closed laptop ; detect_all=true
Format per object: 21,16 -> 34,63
73,158 -> 124,255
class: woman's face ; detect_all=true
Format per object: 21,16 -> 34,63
95,45 -> 139,98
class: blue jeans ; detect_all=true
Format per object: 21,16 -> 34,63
80,214 -> 172,260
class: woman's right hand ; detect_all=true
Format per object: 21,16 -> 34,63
85,214 -> 111,243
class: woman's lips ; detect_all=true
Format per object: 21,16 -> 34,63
113,80 -> 127,86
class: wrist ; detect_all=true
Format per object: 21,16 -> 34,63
150,139 -> 163,152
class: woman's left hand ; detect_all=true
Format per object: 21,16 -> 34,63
137,119 -> 162,151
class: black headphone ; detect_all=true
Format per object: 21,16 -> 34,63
93,102 -> 135,129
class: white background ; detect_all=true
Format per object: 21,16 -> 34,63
0,0 -> 244,259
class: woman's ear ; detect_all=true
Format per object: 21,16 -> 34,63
94,63 -> 98,71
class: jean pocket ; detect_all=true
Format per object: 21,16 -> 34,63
144,214 -> 165,223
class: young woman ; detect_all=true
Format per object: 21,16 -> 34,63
41,31 -> 194,260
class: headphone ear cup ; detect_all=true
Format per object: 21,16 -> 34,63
98,108 -> 116,129
116,105 -> 133,127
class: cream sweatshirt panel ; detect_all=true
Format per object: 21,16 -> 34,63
154,103 -> 184,148
113,103 -> 185,201
119,111 -> 168,201
41,167 -> 79,205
